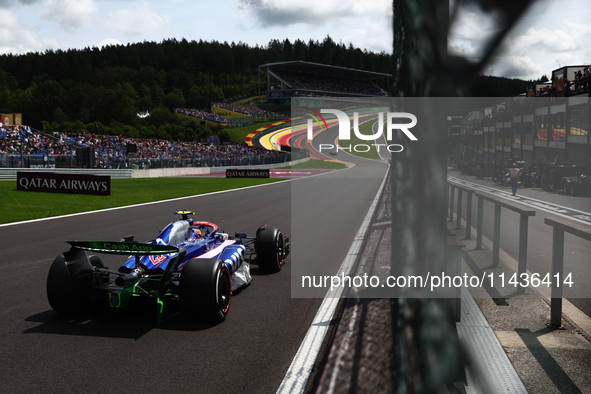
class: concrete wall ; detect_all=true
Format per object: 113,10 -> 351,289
209,157 -> 309,173
0,157 -> 310,180
131,167 -> 211,178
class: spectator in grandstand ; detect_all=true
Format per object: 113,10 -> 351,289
1,122 -> 290,170
212,102 -> 284,118
574,70 -> 583,90
175,108 -> 229,123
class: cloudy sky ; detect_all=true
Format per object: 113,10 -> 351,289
0,0 -> 589,80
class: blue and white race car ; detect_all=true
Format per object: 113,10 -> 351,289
47,211 -> 289,324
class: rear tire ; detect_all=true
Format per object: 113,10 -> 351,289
46,253 -> 94,314
256,228 -> 286,273
180,259 -> 231,323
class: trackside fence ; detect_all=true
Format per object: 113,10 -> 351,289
448,179 -> 591,327
544,217 -> 591,328
448,181 -> 536,294
448,182 -> 475,240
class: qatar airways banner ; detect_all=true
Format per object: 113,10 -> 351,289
226,169 -> 270,178
17,172 -> 111,196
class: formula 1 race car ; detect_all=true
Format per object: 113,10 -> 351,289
46,211 -> 289,324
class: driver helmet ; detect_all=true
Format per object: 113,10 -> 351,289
194,229 -> 202,239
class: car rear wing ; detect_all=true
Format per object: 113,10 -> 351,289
67,241 -> 180,255
65,241 -> 185,290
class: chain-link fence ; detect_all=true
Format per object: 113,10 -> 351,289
1,150 -> 307,170
391,0 -> 537,392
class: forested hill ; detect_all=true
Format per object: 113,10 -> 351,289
0,37 -> 531,141
0,37 -> 391,124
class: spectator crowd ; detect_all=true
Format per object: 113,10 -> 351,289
1,124 -> 288,169
535,66 -> 590,96
211,102 -> 285,118
174,108 -> 230,123
1,125 -> 73,157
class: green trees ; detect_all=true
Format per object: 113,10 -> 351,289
186,83 -> 225,110
0,37 -> 393,140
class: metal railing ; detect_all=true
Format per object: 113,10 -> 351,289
0,167 -> 133,179
448,181 -> 536,294
448,179 -> 591,329
474,191 -> 535,285
544,217 -> 591,327
447,234 -> 464,322
448,182 -> 476,240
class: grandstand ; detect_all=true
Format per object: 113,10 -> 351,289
0,123 -> 301,170
175,108 -> 230,124
454,63 -> 590,175
258,61 -> 391,106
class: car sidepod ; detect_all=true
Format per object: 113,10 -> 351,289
218,243 -> 250,291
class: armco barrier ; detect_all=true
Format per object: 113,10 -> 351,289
0,168 -> 133,180
131,167 -> 210,178
544,217 -> 591,328
1,157 -> 310,180
209,157 -> 309,173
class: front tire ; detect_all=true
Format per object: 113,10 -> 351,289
180,259 -> 231,323
256,228 -> 286,273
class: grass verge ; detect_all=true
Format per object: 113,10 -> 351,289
338,119 -> 383,160
0,177 -> 283,224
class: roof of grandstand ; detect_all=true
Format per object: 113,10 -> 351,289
259,60 -> 391,80
259,61 -> 391,99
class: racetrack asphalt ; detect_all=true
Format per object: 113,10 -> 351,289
0,117 -> 390,393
